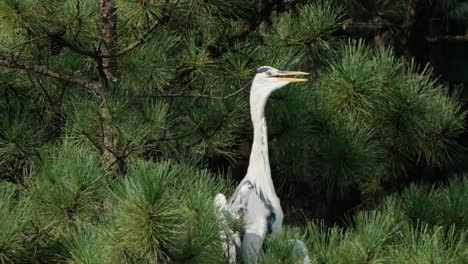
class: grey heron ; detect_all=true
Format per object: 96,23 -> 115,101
215,66 -> 309,263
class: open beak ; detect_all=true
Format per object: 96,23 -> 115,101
272,70 -> 309,82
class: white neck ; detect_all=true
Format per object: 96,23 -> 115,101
245,84 -> 277,198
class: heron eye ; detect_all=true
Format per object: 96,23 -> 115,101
266,70 -> 273,76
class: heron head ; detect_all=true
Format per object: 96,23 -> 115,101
252,66 -> 309,96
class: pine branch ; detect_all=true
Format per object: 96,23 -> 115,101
0,56 -> 119,175
156,121 -> 203,142
113,22 -> 161,57
193,111 -> 231,144
165,0 -> 310,87
0,56 -> 101,92
26,73 -> 54,107
208,0 -> 311,57
12,34 -> 97,58
61,38 -> 98,58
426,34 -> 468,42
112,15 -> 172,58
0,55 -> 121,176
25,222 -> 55,243
61,21 -> 170,59
338,20 -> 396,41
233,0 -> 308,39
341,20 -> 393,31
139,81 -> 251,100
64,187 -> 85,225
55,0 -> 90,58
101,0 -> 178,58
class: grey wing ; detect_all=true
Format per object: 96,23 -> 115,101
229,180 -> 254,217
228,181 -> 272,263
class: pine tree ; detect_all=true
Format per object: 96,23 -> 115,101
0,0 -> 466,263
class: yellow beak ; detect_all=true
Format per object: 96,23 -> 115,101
272,71 -> 309,82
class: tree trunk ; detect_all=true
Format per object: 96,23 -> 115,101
97,0 -> 121,173
98,0 -> 118,82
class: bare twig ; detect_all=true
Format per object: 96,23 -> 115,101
113,20 -> 162,57
107,140 -> 135,170
140,81 -> 251,100
25,73 -> 54,107
66,0 -> 81,27
25,222 -> 55,243
156,117 -> 205,142
0,56 -> 101,92
13,1 -> 95,59
12,36 -> 47,50
208,0 -> 309,57
149,105 -> 212,143
102,0 -> 179,58
82,131 -> 106,152
341,20 -> 393,31
426,34 -> 468,42
194,112 -> 230,144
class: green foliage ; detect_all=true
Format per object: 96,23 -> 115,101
322,41 -> 381,114
0,103 -> 43,177
61,223 -> 112,264
415,91 -> 466,166
345,208 -> 400,260
111,160 -> 182,262
0,0 -> 467,262
297,40 -> 466,195
64,95 -> 102,149
306,221 -> 343,263
0,183 -> 29,263
119,33 -> 179,92
185,178 -> 467,264
438,176 -> 467,228
276,0 -> 343,60
115,0 -> 167,30
95,160 -> 228,263
440,0 -> 468,26
252,179 -> 468,264
388,224 -> 467,264
398,184 -> 439,225
345,0 -> 405,20
395,176 -> 467,228
0,0 -> 38,33
30,143 -> 107,237
311,118 -> 381,193
170,163 -> 228,263
302,179 -> 467,264
260,227 -> 309,264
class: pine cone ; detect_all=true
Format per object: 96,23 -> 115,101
48,35 -> 63,56
47,30 -> 65,56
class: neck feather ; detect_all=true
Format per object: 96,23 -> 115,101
246,87 -> 276,197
